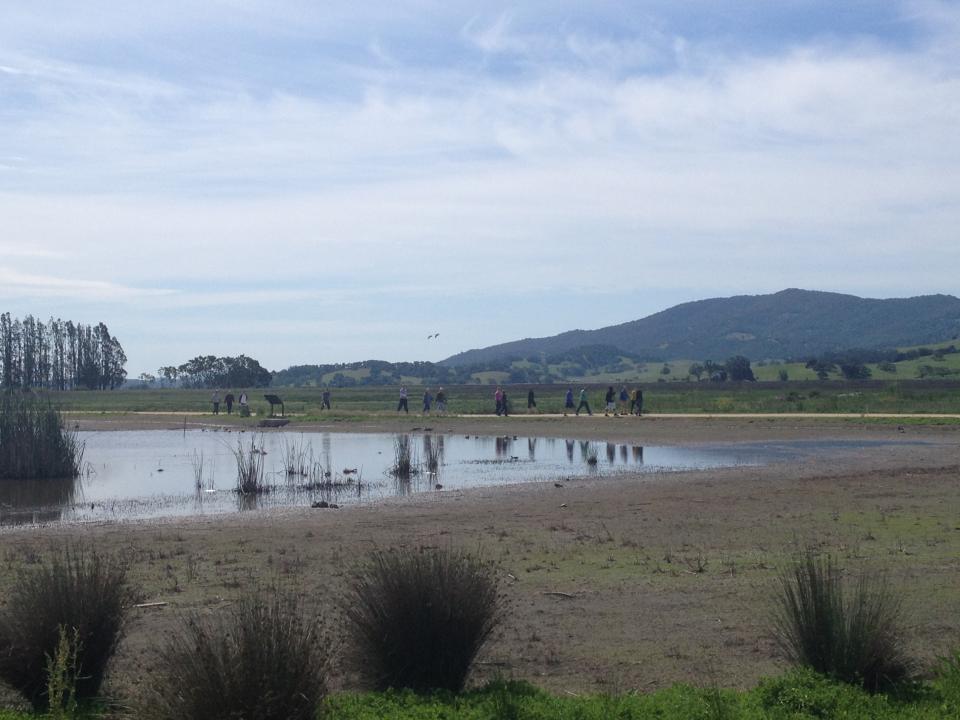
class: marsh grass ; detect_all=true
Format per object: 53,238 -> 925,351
342,547 -> 502,692
0,394 -> 84,480
389,435 -> 419,480
189,450 -> 214,494
424,435 -> 442,474
141,584 -> 328,720
281,435 -> 309,477
0,546 -> 130,711
772,551 -> 915,693
231,435 -> 267,494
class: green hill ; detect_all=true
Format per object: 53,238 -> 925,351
441,289 -> 960,367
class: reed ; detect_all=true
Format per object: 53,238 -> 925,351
231,435 -> 267,495
0,394 -> 84,480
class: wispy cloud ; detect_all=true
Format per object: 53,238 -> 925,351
0,268 -> 175,301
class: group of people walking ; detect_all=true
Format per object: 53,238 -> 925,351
210,390 -> 248,415
211,386 -> 644,417
563,386 -> 643,416
397,386 -> 448,415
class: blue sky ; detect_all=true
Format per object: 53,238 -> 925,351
1,1 -> 958,374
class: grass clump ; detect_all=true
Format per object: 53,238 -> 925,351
0,546 -> 129,711
231,434 -> 266,494
343,547 -> 502,693
0,394 -> 84,480
141,584 -> 328,720
771,551 -> 915,693
389,435 -> 419,480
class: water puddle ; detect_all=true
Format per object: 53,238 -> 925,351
0,431 -> 902,526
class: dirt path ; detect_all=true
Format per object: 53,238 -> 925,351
2,418 -> 959,702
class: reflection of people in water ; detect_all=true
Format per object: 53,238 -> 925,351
606,443 -> 616,462
632,446 -> 644,463
565,440 -> 575,462
528,437 -> 536,460
620,444 -> 628,463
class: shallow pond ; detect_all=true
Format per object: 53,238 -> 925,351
0,431 -> 893,526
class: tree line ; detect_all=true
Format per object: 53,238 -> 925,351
153,355 -> 272,389
0,313 -> 127,390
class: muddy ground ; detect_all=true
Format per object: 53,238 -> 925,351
1,415 -> 959,704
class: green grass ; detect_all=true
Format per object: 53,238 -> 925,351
324,670 -> 958,719
44,379 -> 960,419
0,667 -> 958,718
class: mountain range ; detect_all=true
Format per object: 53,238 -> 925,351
441,289 -> 960,366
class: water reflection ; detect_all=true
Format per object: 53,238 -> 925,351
0,430 -> 782,525
0,476 -> 81,525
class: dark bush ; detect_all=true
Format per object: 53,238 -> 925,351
0,546 -> 130,710
142,584 -> 328,720
343,547 -> 502,692
0,394 -> 83,480
772,551 -> 915,692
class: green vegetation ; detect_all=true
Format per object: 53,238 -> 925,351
325,670 -> 957,719
51,379 -> 960,420
0,395 -> 84,480
772,552 -> 914,692
0,547 -> 129,711
343,548 -> 502,692
141,584 -> 328,720
154,354 -> 271,388
0,314 -> 126,391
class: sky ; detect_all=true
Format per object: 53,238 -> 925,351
1,1 -> 958,375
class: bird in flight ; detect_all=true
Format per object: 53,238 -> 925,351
427,333 -> 440,339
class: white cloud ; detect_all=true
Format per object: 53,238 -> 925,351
0,1 -> 958,370
0,268 -> 175,301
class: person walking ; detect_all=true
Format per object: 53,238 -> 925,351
321,388 -> 331,410
527,388 -> 537,413
397,386 -> 409,414
501,389 -> 509,417
435,387 -> 447,414
211,390 -> 221,415
238,391 -> 249,416
629,388 -> 638,414
635,388 -> 644,416
604,386 -> 615,416
494,386 -> 504,416
619,385 -> 629,414
224,391 -> 235,414
576,388 -> 592,416
564,387 -> 574,415
422,387 -> 433,415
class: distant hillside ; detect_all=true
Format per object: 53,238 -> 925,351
441,289 -> 960,367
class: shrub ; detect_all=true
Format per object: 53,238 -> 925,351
141,584 -> 328,720
771,551 -> 914,692
342,547 -> 502,692
0,546 -> 129,710
0,394 -> 84,480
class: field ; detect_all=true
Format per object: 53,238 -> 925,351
1,414 -> 959,717
42,380 -> 960,421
